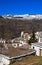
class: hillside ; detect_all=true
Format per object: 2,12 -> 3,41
11,56 -> 42,65
0,15 -> 42,39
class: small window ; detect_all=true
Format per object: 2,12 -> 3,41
33,47 -> 34,49
14,44 -> 16,46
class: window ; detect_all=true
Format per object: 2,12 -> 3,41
33,47 -> 34,49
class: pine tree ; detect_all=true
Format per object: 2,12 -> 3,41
28,30 -> 37,45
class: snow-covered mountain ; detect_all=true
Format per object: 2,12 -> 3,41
2,14 -> 42,20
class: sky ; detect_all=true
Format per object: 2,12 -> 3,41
0,0 -> 42,15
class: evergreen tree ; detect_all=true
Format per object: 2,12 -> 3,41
28,30 -> 37,45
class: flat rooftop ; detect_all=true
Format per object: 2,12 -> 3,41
1,47 -> 35,58
32,43 -> 42,48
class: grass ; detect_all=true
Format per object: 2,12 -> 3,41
11,56 -> 42,65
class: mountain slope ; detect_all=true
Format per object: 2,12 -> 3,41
0,15 -> 42,39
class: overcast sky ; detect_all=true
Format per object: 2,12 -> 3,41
0,0 -> 42,15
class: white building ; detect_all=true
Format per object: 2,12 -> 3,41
21,32 -> 31,40
35,31 -> 42,43
38,32 -> 42,43
31,43 -> 42,56
0,38 -> 6,44
0,54 -> 10,65
11,31 -> 42,56
21,31 -> 24,38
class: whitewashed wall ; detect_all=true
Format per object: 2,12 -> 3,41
34,46 -> 40,56
2,57 -> 10,65
0,54 -> 10,65
0,63 -> 3,65
31,45 -> 40,56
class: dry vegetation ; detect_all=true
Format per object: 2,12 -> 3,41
11,56 -> 42,65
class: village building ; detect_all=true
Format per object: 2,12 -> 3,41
11,37 -> 29,48
21,31 -> 31,40
31,43 -> 42,56
0,54 -> 10,65
31,31 -> 42,56
38,32 -> 42,43
10,31 -> 32,49
0,38 -> 6,44
0,35 -> 36,65
0,47 -> 35,65
35,31 -> 42,43
21,31 -> 24,38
